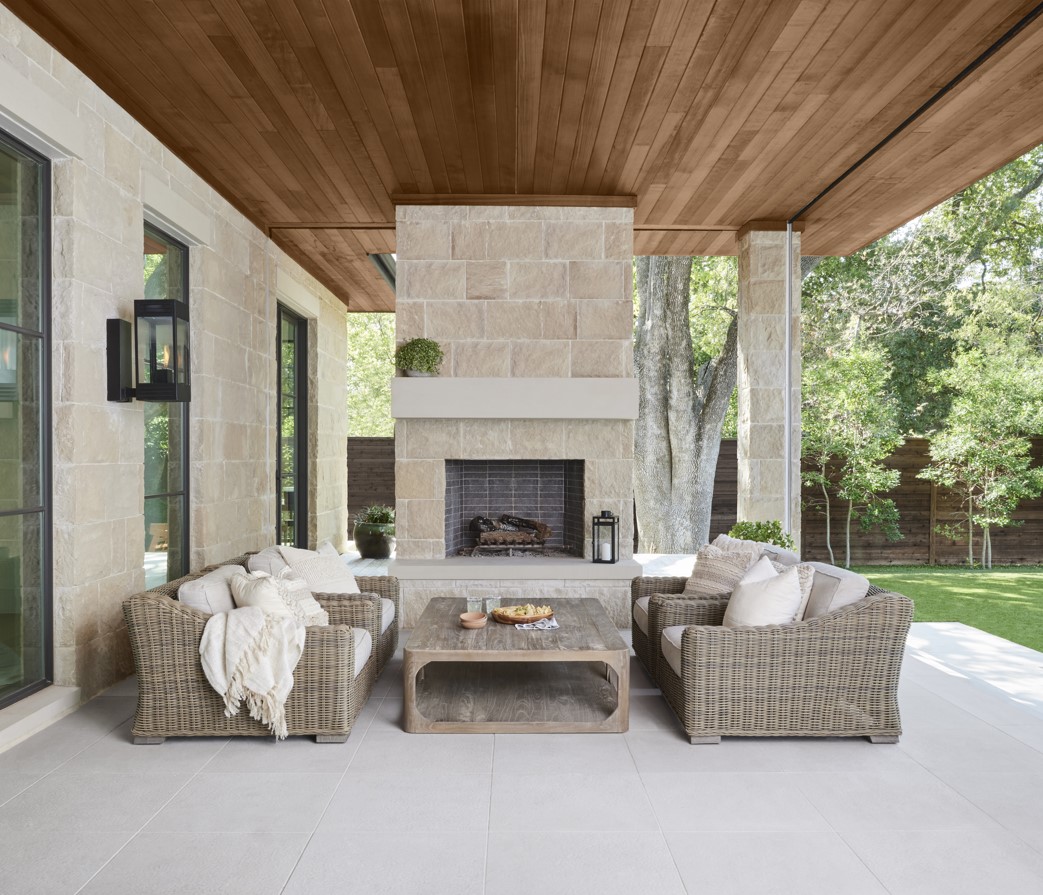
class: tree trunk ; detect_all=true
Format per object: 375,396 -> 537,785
967,498 -> 974,566
845,500 -> 853,569
821,475 -> 834,565
634,256 -> 737,552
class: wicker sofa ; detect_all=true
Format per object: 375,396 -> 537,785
631,574 -> 913,744
122,555 -> 400,744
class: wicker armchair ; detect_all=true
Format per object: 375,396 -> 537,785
631,576 -> 690,683
123,568 -> 380,744
649,585 -> 913,744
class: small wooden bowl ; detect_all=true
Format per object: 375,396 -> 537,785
460,611 -> 487,629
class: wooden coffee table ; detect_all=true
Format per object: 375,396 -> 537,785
403,597 -> 629,733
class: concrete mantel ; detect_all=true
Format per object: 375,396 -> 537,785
391,377 -> 639,420
389,557 -> 642,581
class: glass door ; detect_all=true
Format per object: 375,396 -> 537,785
277,306 -> 307,547
0,130 -> 51,708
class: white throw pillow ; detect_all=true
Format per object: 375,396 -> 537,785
683,543 -> 759,597
722,560 -> 805,628
230,571 -> 290,617
280,545 -> 361,594
272,569 -> 329,627
803,563 -> 871,620
317,540 -> 339,557
177,565 -> 240,615
247,546 -> 289,577
713,532 -> 800,566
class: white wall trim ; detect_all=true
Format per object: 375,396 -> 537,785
142,172 -> 212,246
276,263 -> 322,319
391,377 -> 640,420
0,55 -> 84,159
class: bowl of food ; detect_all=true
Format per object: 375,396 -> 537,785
460,611 -> 488,629
491,603 -> 554,625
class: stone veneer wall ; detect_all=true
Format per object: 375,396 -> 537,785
394,205 -> 636,626
0,7 -> 350,698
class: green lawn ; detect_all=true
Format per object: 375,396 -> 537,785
854,565 -> 1043,653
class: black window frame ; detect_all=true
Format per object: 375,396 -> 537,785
0,127 -> 53,710
277,305 -> 308,548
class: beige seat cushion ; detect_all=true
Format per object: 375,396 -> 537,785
803,563 -> 871,620
353,628 -> 373,677
381,597 -> 396,634
177,565 -> 240,615
661,626 -> 685,678
633,596 -> 651,634
683,544 -> 759,597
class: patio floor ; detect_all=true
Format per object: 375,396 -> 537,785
3,620 -> 1043,894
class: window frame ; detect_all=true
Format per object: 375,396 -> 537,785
276,304 -> 308,548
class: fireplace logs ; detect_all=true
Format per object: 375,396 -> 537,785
467,514 -> 553,554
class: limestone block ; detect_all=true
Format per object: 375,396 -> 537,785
399,499 -> 445,540
565,419 -> 622,459
398,260 -> 465,301
485,300 -> 544,340
508,261 -> 567,300
586,459 -> 634,499
424,300 -> 486,340
746,423 -> 786,460
603,223 -> 634,261
459,419 -> 512,458
54,404 -> 123,465
486,221 -> 543,260
397,221 -> 451,260
742,280 -> 786,316
568,260 -> 629,301
398,205 -> 466,222
510,340 -> 570,378
104,124 -> 141,196
453,340 -> 510,377
466,206 -> 508,221
465,261 -> 507,301
509,419 -> 565,457
506,206 -> 563,221
450,221 -> 488,260
539,300 -> 578,340
396,456 -> 446,498
59,340 -> 107,404
576,300 -> 634,341
404,420 -> 462,459
570,340 -> 628,378
544,222 -> 602,260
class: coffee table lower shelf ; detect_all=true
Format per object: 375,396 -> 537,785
405,660 -> 626,733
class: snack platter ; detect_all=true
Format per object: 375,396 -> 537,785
491,603 -> 554,625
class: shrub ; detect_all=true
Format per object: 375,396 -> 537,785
728,520 -> 796,550
394,338 -> 444,374
354,504 -> 395,527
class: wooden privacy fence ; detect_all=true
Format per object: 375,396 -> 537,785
347,436 -> 1043,564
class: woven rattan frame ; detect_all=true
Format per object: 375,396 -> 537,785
653,587 -> 913,743
630,576 -> 687,681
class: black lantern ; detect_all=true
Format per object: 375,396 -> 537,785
591,510 -> 619,564
134,298 -> 191,402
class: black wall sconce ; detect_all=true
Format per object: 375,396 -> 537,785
591,510 -> 619,563
107,299 -> 191,403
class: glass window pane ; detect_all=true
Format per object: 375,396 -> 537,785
0,512 -> 46,703
143,228 -> 185,302
0,334 -> 42,511
277,308 -> 306,547
144,495 -> 185,590
0,141 -> 45,334
144,402 -> 185,497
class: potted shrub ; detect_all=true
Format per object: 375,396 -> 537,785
353,505 -> 396,559
395,337 -> 444,377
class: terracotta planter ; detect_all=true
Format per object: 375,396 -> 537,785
354,522 -> 395,559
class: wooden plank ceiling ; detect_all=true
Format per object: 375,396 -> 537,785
10,0 -> 1043,311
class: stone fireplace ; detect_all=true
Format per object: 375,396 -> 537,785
390,203 -> 639,626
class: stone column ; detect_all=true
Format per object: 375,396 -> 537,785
736,224 -> 801,547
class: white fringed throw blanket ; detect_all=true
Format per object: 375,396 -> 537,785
200,607 -> 306,739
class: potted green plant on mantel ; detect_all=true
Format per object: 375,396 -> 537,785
353,505 -> 396,559
395,337 -> 444,377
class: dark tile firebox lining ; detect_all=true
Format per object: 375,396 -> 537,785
444,460 -> 585,556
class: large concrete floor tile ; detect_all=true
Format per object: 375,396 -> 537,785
897,680 -> 997,729
494,733 -> 637,774
79,831 -> 308,895
283,830 -> 485,895
490,772 -> 658,831
0,699 -> 132,774
627,694 -> 680,731
485,831 -> 685,895
325,770 -> 491,831
0,770 -> 39,805
666,831 -> 888,895
940,770 -> 1043,830
94,675 -> 139,700
846,829 -> 1043,895
146,771 -> 340,833
204,730 -> 363,774
0,771 -> 189,832
898,723 -> 1043,775
373,658 -> 404,698
643,772 -> 831,832
370,696 -> 405,731
0,828 -> 131,895
349,728 -> 494,773
795,768 -> 999,831
999,720 -> 1043,755
60,721 -> 228,774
